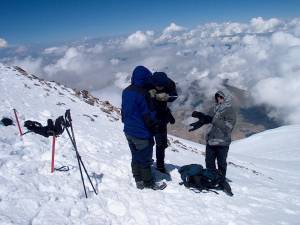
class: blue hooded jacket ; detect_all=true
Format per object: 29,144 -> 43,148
122,66 -> 157,138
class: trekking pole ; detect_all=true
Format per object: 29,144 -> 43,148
13,109 -> 23,136
64,110 -> 98,197
64,126 -> 88,198
66,112 -> 98,195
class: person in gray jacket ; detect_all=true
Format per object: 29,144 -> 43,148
189,90 -> 236,193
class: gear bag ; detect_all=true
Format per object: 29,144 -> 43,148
179,164 -> 222,193
1,118 -> 14,126
24,116 -> 66,137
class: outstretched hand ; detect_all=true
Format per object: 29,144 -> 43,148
156,92 -> 169,101
188,111 -> 213,132
188,120 -> 205,132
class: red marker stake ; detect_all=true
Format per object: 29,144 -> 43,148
13,109 -> 23,136
51,135 -> 56,173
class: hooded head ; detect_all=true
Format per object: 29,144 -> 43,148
131,66 -> 152,87
151,72 -> 170,87
214,89 -> 233,110
215,90 -> 226,102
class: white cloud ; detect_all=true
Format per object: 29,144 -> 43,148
250,17 -> 282,33
123,30 -> 153,49
163,22 -> 185,34
271,32 -> 300,47
43,46 -> 67,55
0,38 -> 8,48
12,57 -> 43,75
155,23 -> 186,43
4,17 -> 300,123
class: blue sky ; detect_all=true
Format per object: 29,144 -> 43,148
0,0 -> 300,45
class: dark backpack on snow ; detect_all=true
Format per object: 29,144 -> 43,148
24,116 -> 65,137
179,164 -> 222,193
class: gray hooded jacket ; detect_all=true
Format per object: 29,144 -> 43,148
206,90 -> 236,146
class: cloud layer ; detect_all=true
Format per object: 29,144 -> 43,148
2,18 -> 300,124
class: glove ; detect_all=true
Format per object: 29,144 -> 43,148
169,114 -> 175,124
192,111 -> 206,119
167,108 -> 175,124
148,89 -> 157,98
156,92 -> 169,101
188,120 -> 205,132
191,111 -> 212,124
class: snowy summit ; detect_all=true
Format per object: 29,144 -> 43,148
0,63 -> 299,224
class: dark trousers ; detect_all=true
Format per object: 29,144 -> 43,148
125,134 -> 154,185
154,125 -> 168,169
205,145 -> 229,180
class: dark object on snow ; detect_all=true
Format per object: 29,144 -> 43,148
1,118 -> 14,126
179,164 -> 231,195
24,116 -> 66,137
189,111 -> 212,132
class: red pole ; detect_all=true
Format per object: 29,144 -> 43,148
51,135 -> 56,173
13,109 -> 23,136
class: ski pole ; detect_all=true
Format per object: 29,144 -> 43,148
13,109 -> 23,136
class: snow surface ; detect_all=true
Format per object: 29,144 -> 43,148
0,64 -> 300,225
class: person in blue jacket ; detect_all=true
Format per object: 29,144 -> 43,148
122,66 -> 165,190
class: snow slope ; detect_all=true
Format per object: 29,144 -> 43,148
0,64 -> 299,225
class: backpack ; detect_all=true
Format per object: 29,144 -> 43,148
178,164 -> 222,193
1,118 -> 14,126
24,116 -> 66,137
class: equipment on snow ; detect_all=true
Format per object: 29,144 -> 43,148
24,116 -> 65,138
179,164 -> 233,195
23,109 -> 98,198
1,117 -> 13,126
13,109 -> 23,136
63,109 -> 98,198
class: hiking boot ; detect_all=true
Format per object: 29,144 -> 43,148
136,181 -> 144,190
144,181 -> 167,190
221,180 -> 233,196
156,166 -> 168,174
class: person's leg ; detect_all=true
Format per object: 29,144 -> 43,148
155,128 -> 168,171
126,135 -> 143,185
215,145 -> 233,196
205,145 -> 217,171
129,136 -> 154,187
216,145 -> 229,179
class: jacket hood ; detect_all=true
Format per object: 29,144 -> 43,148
131,66 -> 152,86
215,89 -> 233,110
151,72 -> 170,87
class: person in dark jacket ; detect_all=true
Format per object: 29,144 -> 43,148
122,66 -> 164,190
148,72 -> 177,173
189,90 -> 236,195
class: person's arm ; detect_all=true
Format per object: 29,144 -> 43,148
167,80 -> 178,102
138,93 -> 158,133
